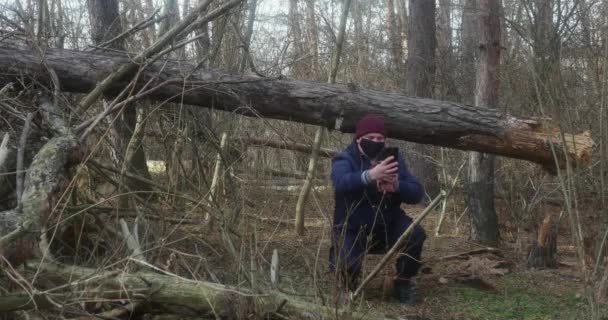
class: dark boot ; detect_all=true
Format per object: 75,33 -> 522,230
340,270 -> 360,292
393,280 -> 417,305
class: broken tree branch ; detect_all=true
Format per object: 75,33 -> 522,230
0,132 -> 9,171
120,218 -> 145,262
15,112 -> 33,211
0,46 -> 594,170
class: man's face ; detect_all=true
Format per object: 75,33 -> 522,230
356,132 -> 385,144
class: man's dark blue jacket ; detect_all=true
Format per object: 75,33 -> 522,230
331,142 -> 424,232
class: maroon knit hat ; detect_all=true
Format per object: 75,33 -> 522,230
355,114 -> 386,139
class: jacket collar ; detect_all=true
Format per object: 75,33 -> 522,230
347,141 -> 372,168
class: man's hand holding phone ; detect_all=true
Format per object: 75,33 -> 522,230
369,156 -> 398,181
374,147 -> 400,193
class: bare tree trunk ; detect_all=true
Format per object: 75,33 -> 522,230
209,11 -> 228,66
86,0 -> 124,49
436,0 -> 459,100
305,0 -> 320,80
160,0 -> 179,36
53,0 -> 66,48
386,0 -> 403,76
195,0 -> 211,60
238,0 -> 257,73
132,0 -> 152,48
289,0 -> 305,78
352,0 -> 367,73
466,0 -> 500,246
406,0 -> 440,200
395,0 -> 407,46
193,0 -> 213,133
161,0 -> 186,58
86,0 -> 152,203
461,0 -> 477,104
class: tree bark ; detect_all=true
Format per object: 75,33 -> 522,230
466,0 -> 501,247
86,0 -> 125,49
239,0 -> 257,73
527,212 -> 558,268
352,0 -> 368,73
436,0 -> 459,100
406,0 -> 440,199
289,0 -> 306,78
394,0 -> 407,48
461,0 -> 478,105
386,0 -> 403,75
195,0 -> 211,60
304,0 -> 320,80
0,46 -> 594,170
86,0 -> 153,201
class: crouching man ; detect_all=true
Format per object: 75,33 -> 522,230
329,113 -> 426,305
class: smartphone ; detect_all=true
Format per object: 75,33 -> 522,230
379,147 -> 399,162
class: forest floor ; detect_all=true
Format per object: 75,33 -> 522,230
211,183 -> 607,320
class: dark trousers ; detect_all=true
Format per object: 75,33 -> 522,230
329,213 -> 426,287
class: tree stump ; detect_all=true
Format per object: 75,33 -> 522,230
527,213 -> 558,268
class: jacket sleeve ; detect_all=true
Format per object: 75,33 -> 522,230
396,154 -> 424,204
331,153 -> 368,194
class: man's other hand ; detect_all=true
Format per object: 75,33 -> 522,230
377,174 -> 398,193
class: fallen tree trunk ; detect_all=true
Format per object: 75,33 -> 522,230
2,260 -> 401,320
0,46 -> 594,170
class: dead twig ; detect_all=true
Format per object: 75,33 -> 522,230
0,132 -> 9,171
16,112 -> 34,211
120,218 -> 145,263
436,248 -> 502,262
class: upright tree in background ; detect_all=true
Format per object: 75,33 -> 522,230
461,0 -> 477,104
305,0 -> 320,80
161,0 -> 187,58
405,0 -> 439,200
465,0 -> 500,246
436,0 -> 458,100
161,0 -> 180,35
289,0 -> 305,77
394,0 -> 407,43
352,0 -> 368,77
86,0 -> 152,199
87,0 -> 123,48
386,0 -> 403,77
239,0 -> 258,73
195,0 -> 211,61
530,0 -> 562,117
